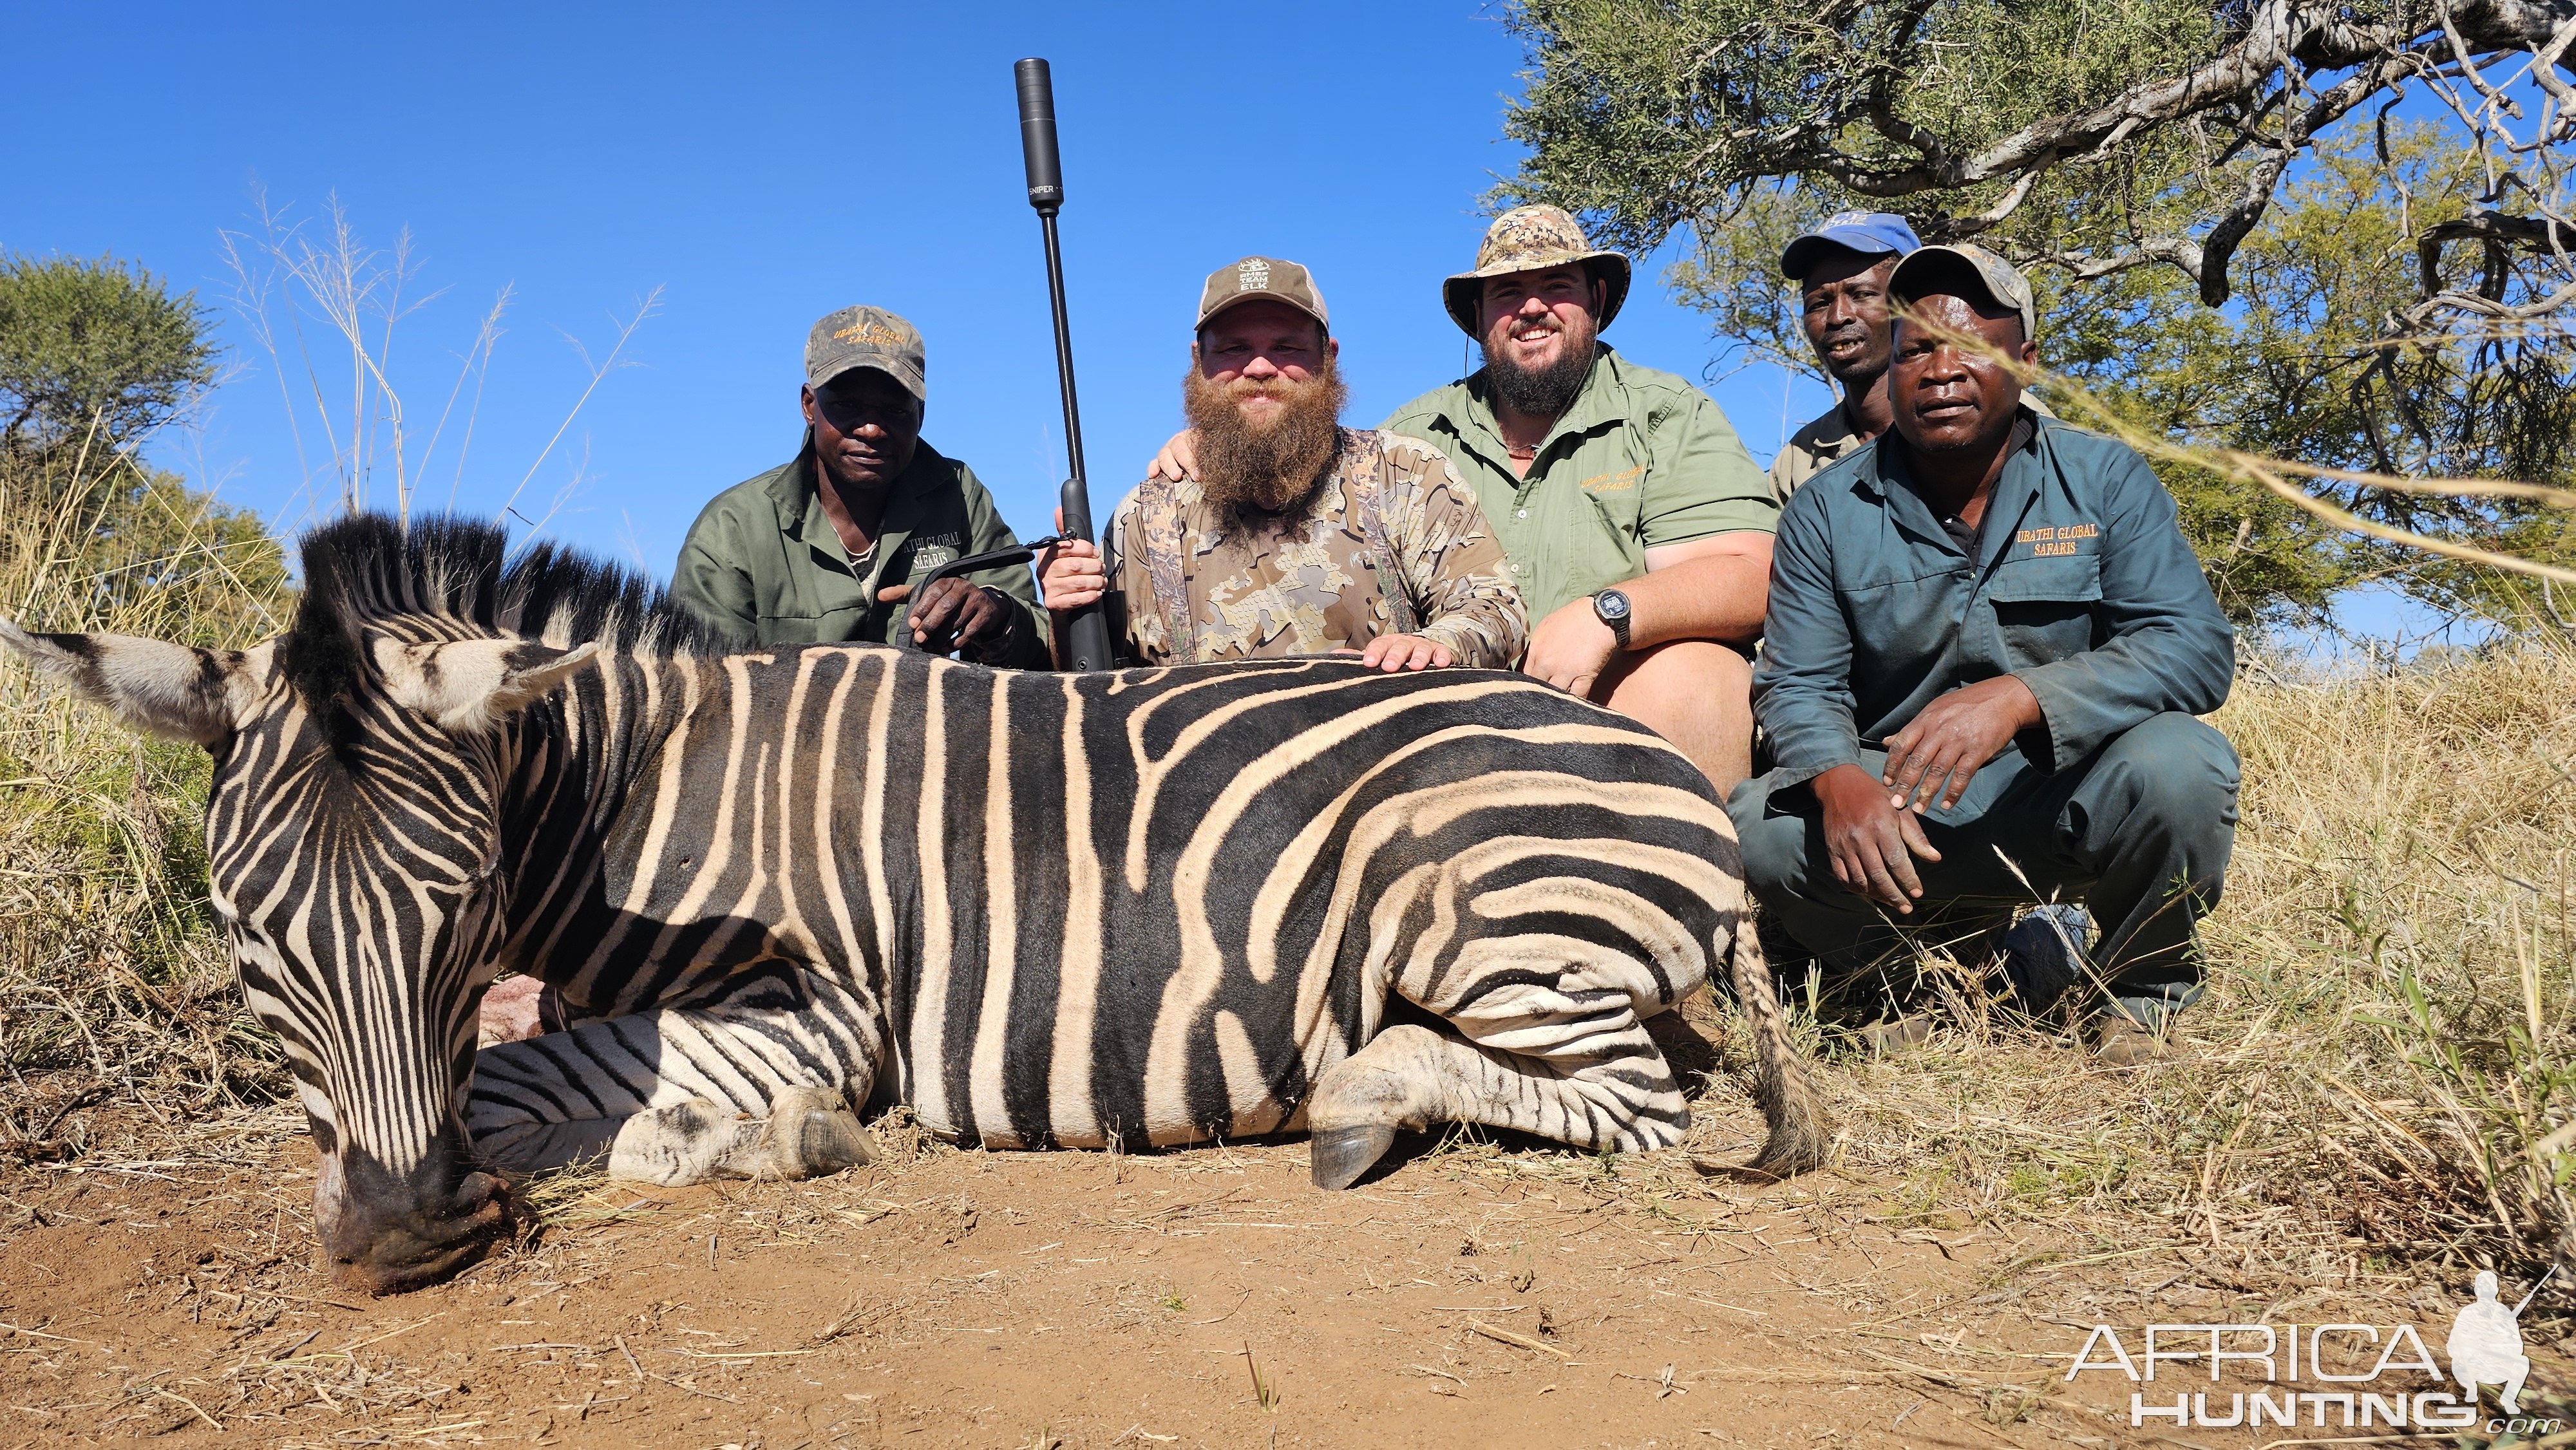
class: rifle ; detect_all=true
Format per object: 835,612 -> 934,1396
902,59 -> 1113,669
1013,57 -> 1112,672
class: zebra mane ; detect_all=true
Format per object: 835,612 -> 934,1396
279,513 -> 739,731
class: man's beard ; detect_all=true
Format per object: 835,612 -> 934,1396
1482,310 -> 1599,419
1182,356 -> 1348,517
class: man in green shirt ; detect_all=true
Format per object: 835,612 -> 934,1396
1150,207 -> 1777,789
673,305 -> 1048,665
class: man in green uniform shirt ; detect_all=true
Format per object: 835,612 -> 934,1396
1150,207 -> 1777,789
672,305 -> 1048,666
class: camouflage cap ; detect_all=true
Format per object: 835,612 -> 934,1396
1443,204 -> 1632,337
1196,256 -> 1329,334
1886,244 -> 2037,344
804,305 -> 927,402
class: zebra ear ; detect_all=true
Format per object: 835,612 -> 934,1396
0,618 -> 247,748
371,637 -> 601,735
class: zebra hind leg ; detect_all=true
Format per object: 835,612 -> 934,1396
1305,978 -> 1691,1191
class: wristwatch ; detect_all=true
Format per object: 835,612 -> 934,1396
1591,588 -> 1633,650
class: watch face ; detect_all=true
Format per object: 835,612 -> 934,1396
1596,590 -> 1631,620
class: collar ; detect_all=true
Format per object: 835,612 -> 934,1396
1446,344 -> 1626,467
1856,402 -> 2046,500
1874,411 -> 2045,566
766,428 -> 940,565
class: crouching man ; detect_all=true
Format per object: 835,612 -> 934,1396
1728,244 -> 2240,1064
1040,257 -> 1525,670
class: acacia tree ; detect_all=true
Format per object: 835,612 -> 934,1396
1501,0 -> 2576,623
0,253 -> 218,456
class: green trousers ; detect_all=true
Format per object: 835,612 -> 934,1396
1727,713 -> 2240,1029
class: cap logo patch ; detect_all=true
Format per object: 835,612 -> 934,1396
832,321 -> 909,349
1824,210 -> 1873,227
1236,259 -> 1272,290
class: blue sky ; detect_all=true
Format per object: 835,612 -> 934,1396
4,2 -> 1835,578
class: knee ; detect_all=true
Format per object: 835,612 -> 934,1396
2104,713 -> 2240,823
1612,638 -> 1750,697
1726,782 -> 1811,901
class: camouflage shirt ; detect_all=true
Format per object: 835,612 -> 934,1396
1101,428 -> 1527,669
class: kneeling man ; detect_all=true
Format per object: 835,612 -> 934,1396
1730,245 -> 2239,1064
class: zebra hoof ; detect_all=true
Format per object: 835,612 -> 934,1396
1309,1124 -> 1396,1191
768,1087 -> 873,1180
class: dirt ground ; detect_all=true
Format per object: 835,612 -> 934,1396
1,1003 -> 2553,1448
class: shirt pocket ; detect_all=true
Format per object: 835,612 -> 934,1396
1984,554 -> 2103,666
1839,565 -> 1969,689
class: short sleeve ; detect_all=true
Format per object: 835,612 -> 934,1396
1638,388 -> 1779,546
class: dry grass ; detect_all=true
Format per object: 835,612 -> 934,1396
1329,640 -> 2576,1335
0,439 -> 294,1164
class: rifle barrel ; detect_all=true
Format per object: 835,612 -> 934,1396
1014,57 -> 1111,672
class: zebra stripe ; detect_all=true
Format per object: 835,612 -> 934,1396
1,516 -> 1826,1290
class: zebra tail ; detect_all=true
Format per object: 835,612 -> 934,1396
1727,915 -> 1832,1177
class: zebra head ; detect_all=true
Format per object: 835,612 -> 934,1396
0,516 -> 667,1293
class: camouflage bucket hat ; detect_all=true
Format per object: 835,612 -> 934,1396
1443,204 -> 1632,337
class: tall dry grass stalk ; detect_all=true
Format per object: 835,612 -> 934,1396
0,436 -> 292,1162
218,194 -> 659,531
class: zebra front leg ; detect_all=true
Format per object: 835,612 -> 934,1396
1305,965 -> 1690,1189
466,976 -> 877,1186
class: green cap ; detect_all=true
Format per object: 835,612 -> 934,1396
804,305 -> 927,402
1443,204 -> 1632,337
1887,244 -> 2037,344
1195,256 -> 1329,334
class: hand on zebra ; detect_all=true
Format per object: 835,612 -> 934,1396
1523,597 -> 1620,699
1813,762 -> 1942,912
1345,633 -> 1456,672
881,576 -> 1018,663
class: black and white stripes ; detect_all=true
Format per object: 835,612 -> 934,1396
1,515 -> 1826,1290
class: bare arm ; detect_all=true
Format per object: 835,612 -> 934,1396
1629,531 -> 1773,648
1523,530 -> 1772,695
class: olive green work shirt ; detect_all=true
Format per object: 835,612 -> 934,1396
1379,346 -> 1776,625
671,434 -> 1050,666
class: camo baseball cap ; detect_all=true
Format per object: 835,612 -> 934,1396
804,305 -> 927,402
1887,243 -> 2037,343
1195,256 -> 1329,334
1443,204 -> 1632,337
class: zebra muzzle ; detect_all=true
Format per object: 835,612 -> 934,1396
312,1140 -> 516,1295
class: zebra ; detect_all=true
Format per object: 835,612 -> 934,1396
0,515 -> 1826,1294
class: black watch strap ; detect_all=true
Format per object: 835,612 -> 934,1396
1593,589 -> 1633,650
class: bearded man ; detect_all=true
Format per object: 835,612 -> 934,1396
1038,257 -> 1524,671
1146,209 -> 1775,790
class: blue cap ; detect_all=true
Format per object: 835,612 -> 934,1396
1779,211 -> 1922,281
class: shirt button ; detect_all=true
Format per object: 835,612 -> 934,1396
1516,509 -> 1528,518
